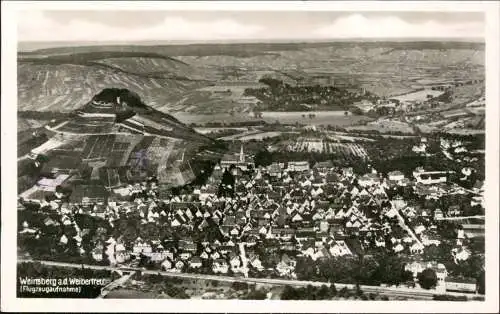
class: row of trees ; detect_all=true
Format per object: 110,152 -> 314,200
294,254 -> 414,287
280,283 -> 388,300
281,284 -> 339,300
138,273 -> 189,298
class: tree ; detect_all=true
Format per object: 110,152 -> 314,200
35,154 -> 49,164
370,253 -> 406,286
281,285 -> 299,300
417,268 -> 438,290
329,283 -> 337,296
402,270 -> 414,283
295,256 -> 317,280
317,285 -> 330,300
243,288 -> 267,300
254,149 -> 273,168
355,283 -> 363,297
338,286 -> 349,298
232,281 -> 249,291
477,271 -> 485,294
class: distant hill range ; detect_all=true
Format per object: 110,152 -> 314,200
17,49 -> 215,112
18,40 -> 484,56
17,40 -> 484,113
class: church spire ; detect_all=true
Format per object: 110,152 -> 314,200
239,145 -> 245,163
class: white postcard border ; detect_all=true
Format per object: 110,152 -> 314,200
2,1 -> 499,313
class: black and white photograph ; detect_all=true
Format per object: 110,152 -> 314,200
1,1 -> 499,312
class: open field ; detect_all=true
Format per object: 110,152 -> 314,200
392,89 -> 444,102
81,135 -> 116,161
282,137 -> 369,159
326,134 -> 376,142
55,115 -> 116,134
233,131 -> 283,141
173,111 -> 372,127
445,129 -> 485,135
172,112 -> 260,125
18,118 -> 47,133
261,112 -> 372,126
446,83 -> 485,107
346,119 -> 415,134
194,127 -> 249,134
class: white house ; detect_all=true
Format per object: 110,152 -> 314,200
393,243 -> 404,253
452,247 -> 471,262
388,171 -> 405,182
250,256 -> 264,271
161,259 -> 173,270
358,173 -> 379,187
59,234 -> 68,245
445,277 -> 477,293
413,170 -> 448,185
190,257 -> 203,268
329,241 -> 352,257
92,246 -> 104,261
287,161 -> 310,172
212,259 -> 229,274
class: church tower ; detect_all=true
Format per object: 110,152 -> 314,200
239,145 -> 245,163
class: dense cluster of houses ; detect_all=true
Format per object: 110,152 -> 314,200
18,143 -> 484,292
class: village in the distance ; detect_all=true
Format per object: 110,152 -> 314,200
16,40 -> 485,300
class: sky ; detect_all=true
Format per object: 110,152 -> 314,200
17,10 -> 485,43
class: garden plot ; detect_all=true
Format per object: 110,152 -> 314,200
284,138 -> 369,159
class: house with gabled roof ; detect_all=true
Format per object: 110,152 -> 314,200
249,255 -> 264,270
258,225 -> 268,235
229,253 -> 241,269
212,259 -> 229,274
189,256 -> 203,268
174,260 -> 185,271
329,240 -> 352,257
270,228 -> 295,241
171,216 -> 182,227
388,171 -> 405,182
314,160 -> 334,172
276,253 -> 297,277
161,258 -> 173,270
210,251 -> 221,260
291,213 -> 303,222
92,245 -> 104,262
230,226 -> 240,237
358,173 -> 380,187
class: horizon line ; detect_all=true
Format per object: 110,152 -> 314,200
18,37 -> 485,52
19,37 -> 485,44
